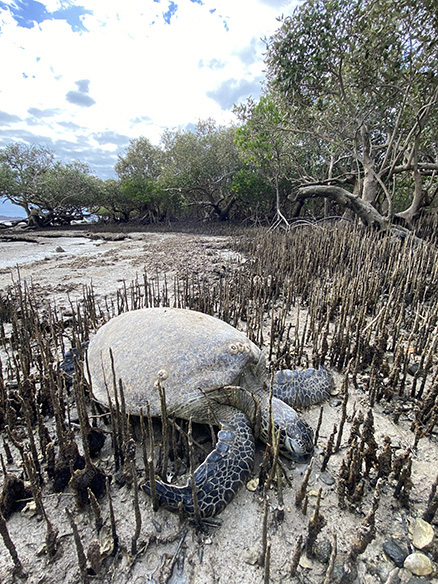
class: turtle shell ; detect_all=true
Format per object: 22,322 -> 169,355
87,308 -> 264,417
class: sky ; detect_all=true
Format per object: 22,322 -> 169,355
0,0 -> 298,217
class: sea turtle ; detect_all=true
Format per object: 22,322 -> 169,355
87,307 -> 334,518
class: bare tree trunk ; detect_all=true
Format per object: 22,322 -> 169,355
292,185 -> 389,230
214,196 -> 236,221
270,172 -> 289,229
396,137 -> 424,224
391,90 -> 438,222
361,126 -> 379,205
324,156 -> 335,217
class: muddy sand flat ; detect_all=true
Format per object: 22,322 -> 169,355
0,227 -> 437,584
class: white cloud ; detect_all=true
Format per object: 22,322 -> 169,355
0,0 -> 298,178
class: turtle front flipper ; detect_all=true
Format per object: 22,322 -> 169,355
273,367 -> 334,407
143,409 -> 254,518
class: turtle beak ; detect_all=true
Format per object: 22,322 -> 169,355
284,436 -> 313,463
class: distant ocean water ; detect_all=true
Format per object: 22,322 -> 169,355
0,216 -> 25,222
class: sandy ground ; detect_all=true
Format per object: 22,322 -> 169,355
0,228 -> 437,584
0,230 -> 240,303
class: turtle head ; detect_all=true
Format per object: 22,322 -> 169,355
280,417 -> 314,462
268,398 -> 314,463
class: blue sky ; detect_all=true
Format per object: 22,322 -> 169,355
0,0 -> 297,216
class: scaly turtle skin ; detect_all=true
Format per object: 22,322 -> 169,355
87,308 -> 333,518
